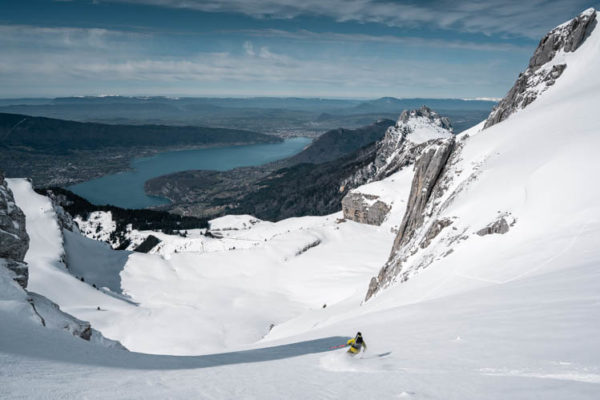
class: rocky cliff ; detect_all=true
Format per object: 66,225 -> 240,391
365,8 -> 598,301
341,192 -> 391,226
484,8 -> 596,128
365,138 -> 456,299
342,106 -> 453,190
0,172 -> 29,288
1,175 -> 123,346
342,106 -> 454,225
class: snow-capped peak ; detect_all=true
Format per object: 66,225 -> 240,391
391,106 -> 453,145
485,8 -> 597,128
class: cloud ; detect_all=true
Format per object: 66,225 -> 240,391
0,24 -> 521,98
110,0 -> 595,38
0,25 -> 147,50
243,41 -> 255,56
0,37 -> 514,98
226,29 -> 531,52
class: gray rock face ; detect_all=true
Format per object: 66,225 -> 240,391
342,192 -> 391,226
134,234 -> 161,253
0,172 -> 30,288
420,218 -> 453,249
391,139 -> 455,254
44,190 -> 78,232
529,9 -> 597,67
2,259 -> 29,289
0,177 -> 123,347
398,106 -> 452,131
484,9 -> 596,129
342,106 -> 453,191
365,138 -> 455,301
477,217 -> 510,236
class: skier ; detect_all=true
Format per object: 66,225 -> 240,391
347,332 -> 367,355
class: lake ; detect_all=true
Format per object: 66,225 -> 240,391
69,137 -> 311,209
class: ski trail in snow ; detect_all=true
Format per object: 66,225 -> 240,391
497,220 -> 590,284
457,219 -> 591,286
481,367 -> 600,384
419,219 -> 593,303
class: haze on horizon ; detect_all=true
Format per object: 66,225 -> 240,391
1,0 -> 598,99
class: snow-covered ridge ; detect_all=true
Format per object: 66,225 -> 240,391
1,176 -> 122,348
342,106 -> 454,226
392,106 -> 453,144
484,8 -> 597,128
367,105 -> 453,179
365,7 -> 600,300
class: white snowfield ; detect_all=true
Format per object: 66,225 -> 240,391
2,10 -> 600,399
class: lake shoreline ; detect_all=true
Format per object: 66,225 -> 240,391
68,138 -> 312,209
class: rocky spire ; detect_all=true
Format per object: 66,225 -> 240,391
340,107 -> 454,226
484,8 -> 597,129
365,137 -> 455,300
397,106 -> 452,132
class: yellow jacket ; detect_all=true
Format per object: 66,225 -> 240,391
347,337 -> 367,353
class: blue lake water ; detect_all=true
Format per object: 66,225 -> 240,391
69,137 -> 311,209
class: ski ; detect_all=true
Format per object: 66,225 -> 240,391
360,351 -> 392,359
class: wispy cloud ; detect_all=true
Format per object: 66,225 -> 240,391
0,25 -> 148,51
227,29 -> 531,52
110,0 -> 595,38
0,27 -> 515,98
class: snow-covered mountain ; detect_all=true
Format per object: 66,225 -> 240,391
0,174 -> 122,347
342,106 -> 454,225
1,8 -> 600,400
365,7 -> 599,301
484,8 -> 596,128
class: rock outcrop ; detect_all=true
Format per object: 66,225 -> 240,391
476,214 -> 516,236
344,106 -> 454,189
0,172 -> 29,288
44,189 -> 79,232
27,292 -> 92,340
341,106 -> 454,227
390,140 -> 455,253
1,259 -> 28,289
342,193 -> 391,226
134,234 -> 161,253
365,138 -> 455,300
484,8 -> 597,128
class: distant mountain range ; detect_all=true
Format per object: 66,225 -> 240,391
0,96 -> 496,137
0,96 -> 496,111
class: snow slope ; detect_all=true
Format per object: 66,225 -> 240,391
0,249 -> 598,399
8,179 -> 401,354
362,7 -> 600,305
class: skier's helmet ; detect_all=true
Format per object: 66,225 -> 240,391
357,332 -> 362,336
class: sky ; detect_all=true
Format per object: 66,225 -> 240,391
1,0 -> 598,99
